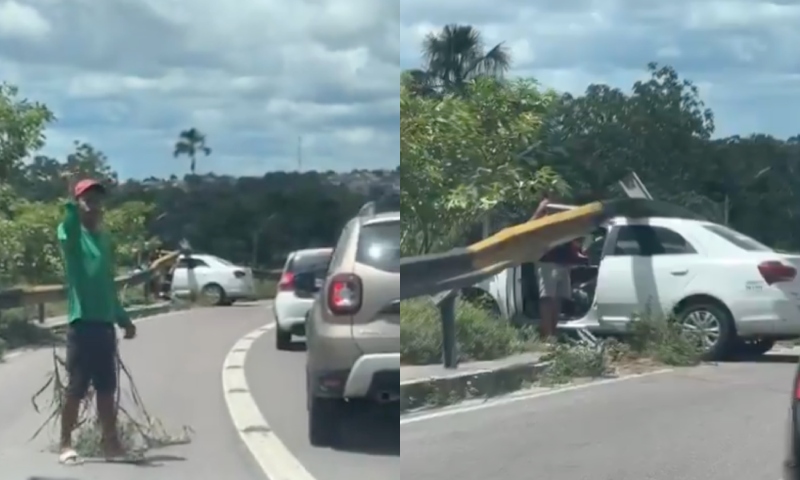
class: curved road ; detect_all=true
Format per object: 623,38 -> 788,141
401,358 -> 795,480
0,302 -> 398,479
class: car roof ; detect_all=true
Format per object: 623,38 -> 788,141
291,247 -> 333,256
605,216 -> 715,228
362,211 -> 399,226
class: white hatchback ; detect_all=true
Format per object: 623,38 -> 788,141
274,248 -> 332,350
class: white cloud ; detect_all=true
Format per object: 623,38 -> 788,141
0,0 -> 400,178
0,0 -> 50,41
401,0 -> 800,139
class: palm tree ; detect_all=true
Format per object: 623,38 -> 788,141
173,128 -> 211,174
405,24 -> 511,96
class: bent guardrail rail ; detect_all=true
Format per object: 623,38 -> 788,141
0,250 -> 182,318
402,198 -> 704,369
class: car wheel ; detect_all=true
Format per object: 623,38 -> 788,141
275,328 -> 292,350
736,338 -> 776,357
201,283 -> 226,306
677,301 -> 735,361
308,396 -> 343,447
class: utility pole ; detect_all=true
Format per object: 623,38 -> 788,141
297,136 -> 303,172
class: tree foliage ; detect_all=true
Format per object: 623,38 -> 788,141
401,77 -> 566,254
401,24 -> 800,255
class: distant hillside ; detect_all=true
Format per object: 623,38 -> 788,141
324,169 -> 399,195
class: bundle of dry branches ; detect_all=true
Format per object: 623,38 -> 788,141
30,344 -> 193,458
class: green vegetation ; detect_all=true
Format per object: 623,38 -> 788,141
401,299 -> 539,365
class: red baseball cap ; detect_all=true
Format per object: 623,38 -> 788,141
73,179 -> 106,198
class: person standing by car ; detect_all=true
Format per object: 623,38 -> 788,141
57,177 -> 137,465
531,195 -> 587,339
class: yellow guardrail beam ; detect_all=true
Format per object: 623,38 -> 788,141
400,198 -> 703,299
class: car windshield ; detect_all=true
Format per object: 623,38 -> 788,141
704,224 -> 772,252
357,220 -> 400,273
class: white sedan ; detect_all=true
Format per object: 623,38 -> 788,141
273,248 -> 332,350
169,253 -> 256,305
475,216 -> 800,360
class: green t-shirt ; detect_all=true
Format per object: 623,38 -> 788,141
57,201 -> 130,325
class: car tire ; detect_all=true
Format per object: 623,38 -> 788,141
275,328 -> 292,350
736,338 -> 776,357
201,283 -> 227,306
308,396 -> 342,447
676,301 -> 735,361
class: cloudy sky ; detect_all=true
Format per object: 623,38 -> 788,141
0,0 -> 399,179
401,0 -> 800,140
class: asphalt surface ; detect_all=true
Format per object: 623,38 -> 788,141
246,328 -> 399,480
0,301 -> 398,480
401,355 -> 798,480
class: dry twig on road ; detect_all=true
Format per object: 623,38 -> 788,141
30,345 -> 193,457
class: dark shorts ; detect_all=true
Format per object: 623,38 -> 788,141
65,321 -> 118,398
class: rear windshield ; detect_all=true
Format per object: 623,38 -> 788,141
286,251 -> 331,273
703,224 -> 772,252
357,221 -> 400,273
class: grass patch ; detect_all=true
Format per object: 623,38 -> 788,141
254,278 -> 277,300
400,298 -> 539,365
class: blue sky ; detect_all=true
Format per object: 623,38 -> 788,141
0,0 -> 399,179
401,0 -> 800,140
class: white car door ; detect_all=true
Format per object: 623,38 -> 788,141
595,223 -> 701,328
170,258 -> 190,296
171,257 -> 212,297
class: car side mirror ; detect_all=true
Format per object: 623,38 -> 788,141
294,271 -> 321,297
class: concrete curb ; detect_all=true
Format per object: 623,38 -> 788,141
400,358 -> 551,413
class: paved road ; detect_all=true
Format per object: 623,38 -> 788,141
402,356 -> 797,480
0,301 -> 394,480
245,326 -> 399,480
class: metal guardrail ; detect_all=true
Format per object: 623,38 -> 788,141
402,198 -> 705,369
0,250 -> 181,322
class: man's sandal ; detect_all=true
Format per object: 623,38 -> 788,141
59,449 -> 83,466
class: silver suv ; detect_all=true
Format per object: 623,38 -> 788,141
294,204 -> 400,446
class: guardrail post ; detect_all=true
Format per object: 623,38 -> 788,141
37,303 -> 45,323
439,290 -> 458,369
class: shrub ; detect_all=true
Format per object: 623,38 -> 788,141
611,312 -> 703,366
400,298 -> 538,365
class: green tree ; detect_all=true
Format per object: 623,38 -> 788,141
404,24 -> 511,97
545,63 -> 715,204
173,128 -> 212,174
401,77 -> 566,254
0,83 -> 54,181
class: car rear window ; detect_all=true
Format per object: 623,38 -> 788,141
703,224 -> 772,252
357,221 -> 400,273
287,251 -> 331,273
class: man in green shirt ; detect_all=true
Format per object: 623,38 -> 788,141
58,178 -> 137,465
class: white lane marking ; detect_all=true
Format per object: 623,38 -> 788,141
400,368 -> 674,426
222,323 -> 317,480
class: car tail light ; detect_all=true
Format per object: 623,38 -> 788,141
758,261 -> 797,285
327,273 -> 362,317
795,376 -> 800,400
278,272 -> 295,291
233,270 -> 246,279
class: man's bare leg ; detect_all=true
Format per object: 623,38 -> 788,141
97,393 -> 124,456
60,395 -> 81,452
538,297 -> 558,339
